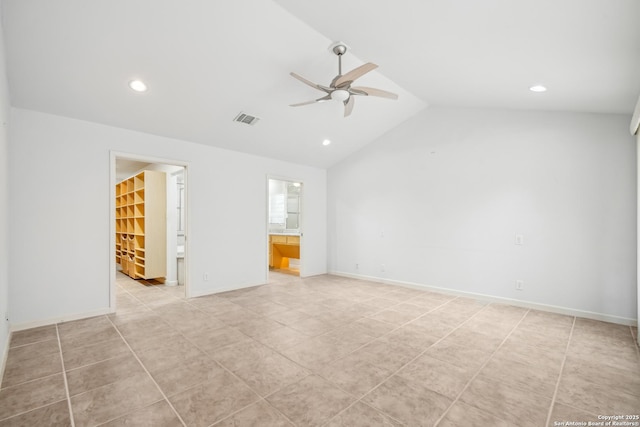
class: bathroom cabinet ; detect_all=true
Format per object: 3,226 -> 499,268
116,170 -> 167,280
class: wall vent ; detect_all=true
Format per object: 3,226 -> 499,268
233,112 -> 260,126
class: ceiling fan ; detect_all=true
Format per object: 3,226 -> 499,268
289,43 -> 398,117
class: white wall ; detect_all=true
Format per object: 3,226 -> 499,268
328,107 -> 637,323
0,5 -> 11,375
8,108 -> 327,326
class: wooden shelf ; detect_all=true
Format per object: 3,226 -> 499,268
115,170 -> 167,280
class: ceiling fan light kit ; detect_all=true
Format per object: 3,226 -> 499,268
290,42 -> 398,117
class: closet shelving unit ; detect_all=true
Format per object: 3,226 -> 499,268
115,170 -> 167,280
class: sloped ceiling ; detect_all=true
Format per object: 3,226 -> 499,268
2,0 -> 639,168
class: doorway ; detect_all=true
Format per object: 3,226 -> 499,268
110,153 -> 189,310
267,178 -> 302,280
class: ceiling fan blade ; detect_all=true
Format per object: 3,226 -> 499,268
344,96 -> 354,117
290,72 -> 330,93
290,95 -> 331,107
334,62 -> 378,87
351,86 -> 399,100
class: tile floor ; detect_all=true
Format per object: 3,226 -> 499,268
1,272 -> 639,426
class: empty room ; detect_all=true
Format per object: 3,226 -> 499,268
0,1 -> 639,426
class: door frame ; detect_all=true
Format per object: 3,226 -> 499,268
266,175 -> 305,281
109,151 -> 190,310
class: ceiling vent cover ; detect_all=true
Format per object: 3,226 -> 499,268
233,112 -> 260,126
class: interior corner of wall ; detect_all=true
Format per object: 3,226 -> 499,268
630,95 -> 640,136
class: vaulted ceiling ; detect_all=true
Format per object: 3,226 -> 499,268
2,0 -> 639,168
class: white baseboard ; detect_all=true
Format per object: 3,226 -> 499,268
0,328 -> 10,389
330,271 -> 638,327
189,282 -> 265,299
10,307 -> 114,332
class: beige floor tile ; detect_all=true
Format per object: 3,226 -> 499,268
0,399 -> 70,427
234,317 -> 291,338
59,324 -> 122,351
362,374 -> 452,426
518,309 -> 574,335
556,373 -> 640,414
562,355 -> 640,397
169,370 -> 259,427
492,339 -> 565,369
279,345 -> 341,372
547,402 -> 599,427
397,354 -> 474,399
424,340 -> 492,372
9,325 -> 57,348
99,400 -> 183,427
57,316 -> 112,339
367,309 -> 420,326
0,374 -> 67,421
5,338 -> 59,363
151,354 -> 226,397
213,400 -> 293,426
136,336 -> 206,374
267,375 -> 355,427
407,291 -> 456,308
122,328 -> 183,353
438,328 -> 504,353
288,317 -> 338,336
325,402 -> 403,427
230,352 -> 310,396
348,318 -> 397,338
566,339 -> 639,371
478,356 -> 560,398
265,309 -> 312,326
253,325 -> 311,352
2,346 -> 62,388
8,275 -> 637,427
62,337 -> 131,370
70,372 -> 162,427
459,376 -> 552,427
209,339 -> 277,371
318,354 -> 393,398
407,314 -> 456,338
351,339 -> 422,374
66,353 -> 144,396
182,326 -> 251,354
458,317 -> 515,338
438,401 -> 510,427
381,324 -> 440,350
507,327 -> 570,351
314,324 -> 377,350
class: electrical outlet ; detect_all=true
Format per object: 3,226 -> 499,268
515,280 -> 524,290
515,234 -> 524,245
355,263 -> 359,270
203,273 -> 209,281
381,264 -> 385,272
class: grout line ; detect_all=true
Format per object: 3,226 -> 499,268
104,314 -> 188,427
321,297 -> 489,425
55,324 -> 76,427
114,275 -> 289,426
432,307 -> 531,426
544,316 -> 577,427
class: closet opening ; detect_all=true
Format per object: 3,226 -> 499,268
110,153 -> 189,310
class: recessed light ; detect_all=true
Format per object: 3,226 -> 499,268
128,80 -> 147,92
529,84 -> 547,93
322,139 -> 331,146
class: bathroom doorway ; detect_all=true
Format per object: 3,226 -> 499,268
267,178 -> 303,280
110,153 -> 189,310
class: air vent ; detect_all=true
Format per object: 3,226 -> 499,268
233,112 -> 260,126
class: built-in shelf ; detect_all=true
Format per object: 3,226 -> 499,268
115,170 -> 166,280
